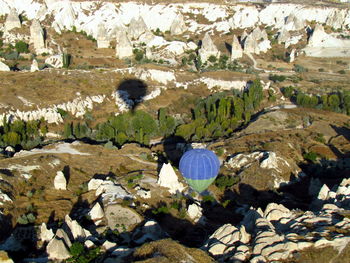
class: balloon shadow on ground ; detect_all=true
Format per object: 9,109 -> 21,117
117,79 -> 148,112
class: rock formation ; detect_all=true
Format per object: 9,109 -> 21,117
231,35 -> 243,61
244,27 -> 271,54
128,17 -> 148,40
40,223 -> 54,242
170,14 -> 187,36
46,236 -> 71,260
97,23 -> 110,49
0,61 -> 10,72
54,171 -> 66,190
284,13 -> 306,31
157,163 -> 185,194
277,28 -> 291,44
198,32 -> 220,63
89,202 -> 104,225
115,29 -> 133,59
326,9 -> 348,29
45,55 -> 63,68
105,204 -> 143,231
4,9 -> 21,32
30,20 -> 46,54
30,59 -> 39,72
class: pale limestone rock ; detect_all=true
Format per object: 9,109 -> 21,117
170,14 -> 187,36
132,220 -> 166,244
135,187 -> 151,199
65,214 -> 90,240
89,202 -> 104,223
198,32 -> 220,63
46,237 -> 70,260
95,181 -> 133,202
231,245 -> 250,261
30,20 -> 45,54
45,55 -> 63,68
187,203 -> 202,223
226,152 -> 263,170
55,229 -> 71,248
97,24 -> 110,49
277,29 -> 291,44
115,29 -> 133,59
326,9 -> 347,29
84,240 -> 95,249
231,35 -> 243,61
318,184 -> 330,201
88,178 -> 104,191
54,171 -> 66,190
307,24 -> 345,49
340,178 -> 350,187
0,251 -> 14,263
289,49 -> 296,63
128,17 -> 148,40
244,27 -> 271,54
103,240 -> 117,251
30,59 -> 39,72
157,163 -> 185,194
284,13 -> 306,31
0,61 -> 10,72
105,204 -> 142,232
0,190 -> 12,204
264,203 -> 292,222
40,223 -> 54,242
205,224 -> 247,256
4,9 -> 21,32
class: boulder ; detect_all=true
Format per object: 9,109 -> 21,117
115,29 -> 133,59
88,202 -> 104,223
128,17 -> 148,40
65,214 -> 91,241
97,23 -> 110,49
55,228 -> 72,248
231,35 -> 243,61
45,55 -> 63,68
54,171 -> 66,190
187,203 -> 203,223
105,204 -> 142,232
170,14 -> 187,36
46,237 -> 71,260
30,59 -> 39,72
88,178 -> 104,191
30,20 -> 45,54
157,163 -> 185,194
318,184 -> 330,201
0,61 -> 10,72
198,32 -> 220,63
4,9 -> 21,32
40,223 -> 54,242
264,203 -> 292,222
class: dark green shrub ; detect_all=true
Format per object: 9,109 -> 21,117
215,175 -> 238,190
15,41 -> 29,53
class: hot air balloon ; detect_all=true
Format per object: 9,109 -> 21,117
179,149 -> 220,192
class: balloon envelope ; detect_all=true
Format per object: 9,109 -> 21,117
179,149 -> 220,192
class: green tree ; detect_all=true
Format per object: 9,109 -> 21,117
3,131 -> 21,146
329,94 -> 340,112
64,122 -> 73,139
15,41 -> 29,53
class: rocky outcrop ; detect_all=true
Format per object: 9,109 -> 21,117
65,214 -> 91,241
115,29 -> 133,59
105,204 -> 143,232
231,35 -> 243,61
198,32 -> 220,63
157,163 -> 185,194
95,180 -> 133,203
128,17 -> 148,40
46,236 -> 71,260
0,61 -> 10,72
88,202 -> 104,225
187,203 -> 203,223
45,55 -> 63,68
170,14 -> 187,36
304,24 -> 350,57
326,9 -> 348,29
4,9 -> 21,32
40,223 -> 54,242
54,171 -> 66,190
284,13 -> 306,31
30,20 -> 46,54
244,27 -> 271,54
0,251 -> 14,263
97,23 -> 110,49
30,59 -> 39,72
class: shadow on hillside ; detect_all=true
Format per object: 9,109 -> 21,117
117,79 -> 148,112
